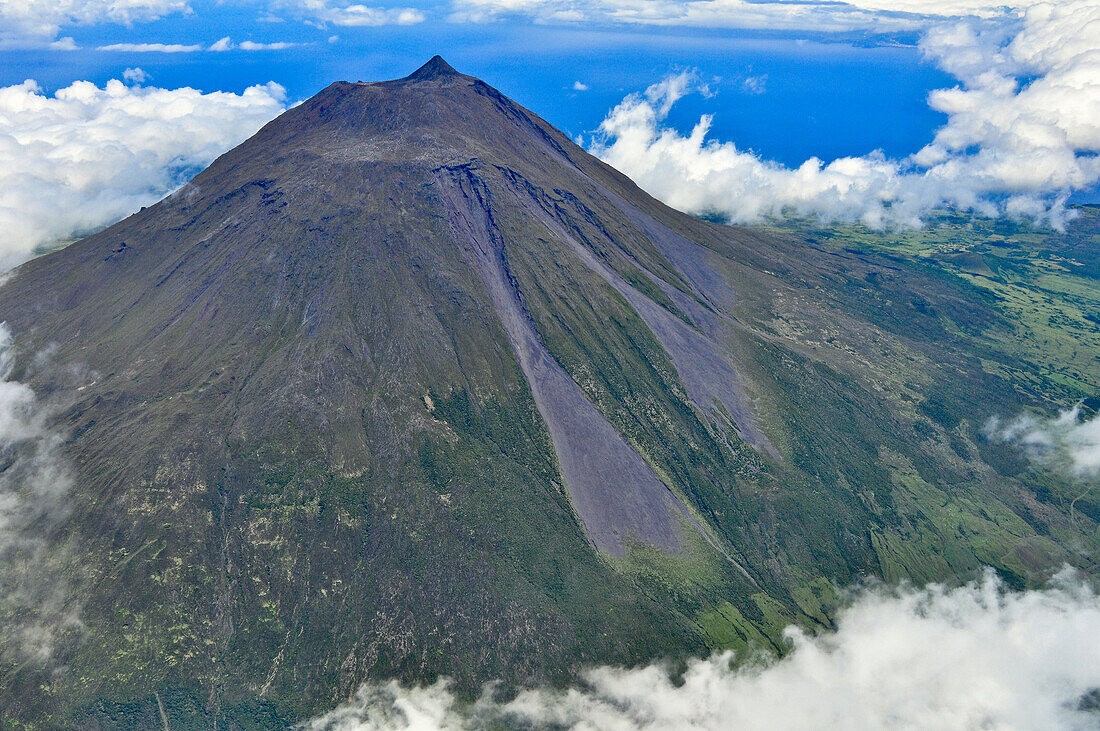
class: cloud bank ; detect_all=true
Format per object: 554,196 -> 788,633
448,0 -> 1049,30
0,77 -> 287,268
986,404 -> 1100,479
590,1 -> 1100,229
0,0 -> 423,46
304,570 -> 1100,730
0,0 -> 191,46
1,3 -> 1093,262
0,0 -> 1065,45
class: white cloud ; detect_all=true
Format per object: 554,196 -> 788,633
447,0 -> 1051,30
588,1 -> 1100,230
0,77 -> 287,268
208,35 -> 234,51
48,36 -> 78,51
97,42 -> 204,52
590,73 -> 917,228
986,404 -> 1100,478
104,37 -> 298,53
0,0 -> 1061,46
843,0 -> 1046,16
449,0 -> 543,24
740,74 -> 766,95
122,67 -> 149,84
914,4 -> 1100,199
304,569 -> 1100,730
0,0 -> 190,44
0,322 -> 84,664
280,0 -> 426,26
573,80 -> 589,91
239,39 -> 297,50
0,0 -> 421,45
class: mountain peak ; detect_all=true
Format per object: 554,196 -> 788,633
1,53 -> 1080,731
405,54 -> 460,81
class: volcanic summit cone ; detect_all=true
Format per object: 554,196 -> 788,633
0,57 -> 1090,726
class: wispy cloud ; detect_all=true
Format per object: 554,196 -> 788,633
446,0 -> 1052,30
97,41 -> 204,52
986,404 -> 1100,479
277,0 -> 426,26
0,77 -> 287,268
239,39 -> 297,50
589,1 -> 1100,229
208,36 -> 298,51
0,323 -> 85,664
0,0 -> 1063,48
740,74 -> 766,95
304,569 -> 1100,730
0,0 -> 422,45
97,36 -> 298,53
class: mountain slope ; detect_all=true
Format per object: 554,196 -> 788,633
0,57 -> 1095,727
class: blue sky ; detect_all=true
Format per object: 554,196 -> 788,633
1,13 -> 953,165
0,0 -> 1097,264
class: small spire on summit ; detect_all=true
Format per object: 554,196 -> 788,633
406,55 -> 460,81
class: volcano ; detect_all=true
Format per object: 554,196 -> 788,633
0,57 -> 1090,726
